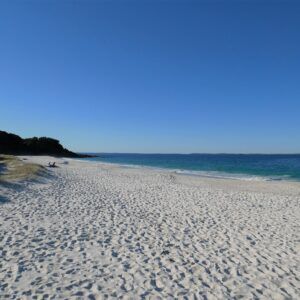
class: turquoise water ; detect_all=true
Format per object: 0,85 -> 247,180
82,153 -> 300,181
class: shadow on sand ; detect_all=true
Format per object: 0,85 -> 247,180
0,194 -> 9,204
0,169 -> 55,205
0,180 -> 23,204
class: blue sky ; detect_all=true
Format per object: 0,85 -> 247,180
1,1 -> 300,153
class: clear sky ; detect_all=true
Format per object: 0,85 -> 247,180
1,1 -> 299,153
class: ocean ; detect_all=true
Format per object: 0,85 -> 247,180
82,153 -> 300,181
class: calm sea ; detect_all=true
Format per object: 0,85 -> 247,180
81,153 -> 300,181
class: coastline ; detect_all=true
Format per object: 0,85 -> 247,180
81,158 -> 300,196
80,153 -> 300,183
1,156 -> 300,298
77,157 -> 300,190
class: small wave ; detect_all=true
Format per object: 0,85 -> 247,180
174,170 -> 292,182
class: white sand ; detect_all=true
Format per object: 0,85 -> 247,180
0,156 -> 300,299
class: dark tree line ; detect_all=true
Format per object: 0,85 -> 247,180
0,130 -> 91,157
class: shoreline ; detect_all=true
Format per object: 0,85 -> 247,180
79,157 -> 300,183
76,157 -> 300,196
1,156 -> 300,298
43,156 -> 300,196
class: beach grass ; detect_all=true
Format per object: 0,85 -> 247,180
0,155 -> 44,182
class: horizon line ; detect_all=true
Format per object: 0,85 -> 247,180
78,152 -> 300,155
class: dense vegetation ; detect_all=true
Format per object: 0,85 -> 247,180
0,130 -> 90,157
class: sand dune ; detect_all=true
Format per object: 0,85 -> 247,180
0,156 -> 299,299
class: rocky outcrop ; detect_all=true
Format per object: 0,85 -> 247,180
0,130 -> 93,158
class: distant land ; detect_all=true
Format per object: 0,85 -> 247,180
0,130 -> 93,158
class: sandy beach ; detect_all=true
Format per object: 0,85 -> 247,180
0,156 -> 300,299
